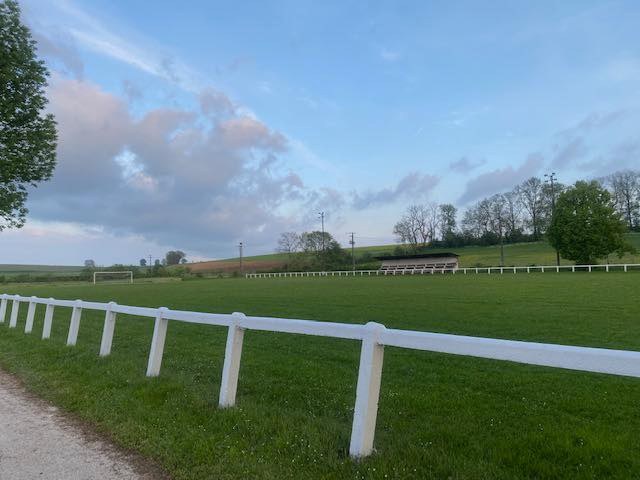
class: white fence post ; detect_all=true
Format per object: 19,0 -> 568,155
25,297 -> 37,333
146,307 -> 169,377
349,322 -> 386,458
9,296 -> 20,328
99,302 -> 118,357
42,301 -> 55,339
219,312 -> 246,408
66,300 -> 83,346
0,294 -> 7,323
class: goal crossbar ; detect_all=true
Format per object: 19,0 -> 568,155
93,271 -> 134,284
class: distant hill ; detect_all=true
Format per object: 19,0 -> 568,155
188,234 -> 640,273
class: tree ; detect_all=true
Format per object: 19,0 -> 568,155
84,259 -> 95,268
277,232 -> 301,255
298,231 -> 347,269
438,203 -> 457,240
0,0 -> 57,230
164,250 -> 186,265
139,258 -> 147,267
487,194 -> 508,266
300,231 -> 333,255
503,189 -> 523,239
548,181 -> 633,265
393,204 -> 435,249
277,231 -> 302,271
518,177 -> 545,239
606,170 -> 640,231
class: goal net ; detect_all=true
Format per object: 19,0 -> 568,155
93,271 -> 134,284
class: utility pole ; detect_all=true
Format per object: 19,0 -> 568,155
238,242 -> 243,274
544,172 -> 560,266
348,232 -> 356,271
318,211 -> 325,252
148,255 -> 152,268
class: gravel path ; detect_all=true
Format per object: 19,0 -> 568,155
0,370 -> 165,480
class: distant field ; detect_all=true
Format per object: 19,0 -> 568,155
191,233 -> 640,272
0,274 -> 639,478
0,264 -> 83,277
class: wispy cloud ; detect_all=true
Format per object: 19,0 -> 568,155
352,172 -> 439,210
449,156 -> 486,174
458,155 -> 543,204
39,0 -> 204,92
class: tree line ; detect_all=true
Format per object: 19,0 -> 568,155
394,169 -> 640,251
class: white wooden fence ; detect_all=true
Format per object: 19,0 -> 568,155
246,263 -> 640,278
1,292 -> 640,458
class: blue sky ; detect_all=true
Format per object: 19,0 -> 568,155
2,0 -> 640,265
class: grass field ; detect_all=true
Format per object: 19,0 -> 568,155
0,274 -> 639,479
0,264 -> 83,277
192,233 -> 640,272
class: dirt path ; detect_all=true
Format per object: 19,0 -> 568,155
0,370 -> 166,480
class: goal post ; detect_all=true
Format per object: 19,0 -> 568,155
93,271 -> 134,285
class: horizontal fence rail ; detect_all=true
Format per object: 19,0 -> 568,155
246,263 -> 640,278
1,292 -> 640,458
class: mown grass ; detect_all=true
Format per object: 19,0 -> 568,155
0,274 -> 639,479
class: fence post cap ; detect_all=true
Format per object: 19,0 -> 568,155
364,321 -> 386,342
30,295 -> 37,300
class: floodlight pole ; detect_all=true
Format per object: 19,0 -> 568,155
239,242 -> 243,274
545,172 -> 560,266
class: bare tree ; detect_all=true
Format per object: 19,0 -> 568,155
503,188 -> 523,238
518,177 -> 545,238
425,202 -> 439,243
607,170 -> 640,230
393,204 -> 436,249
277,231 -> 302,271
277,232 -> 301,255
487,194 -> 508,265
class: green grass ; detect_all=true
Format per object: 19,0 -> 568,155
224,233 -> 640,269
0,264 -> 84,277
0,274 -> 639,479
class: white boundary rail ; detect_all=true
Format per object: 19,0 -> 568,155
246,263 -> 640,278
1,292 -> 640,458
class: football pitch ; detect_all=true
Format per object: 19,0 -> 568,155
0,274 -> 639,479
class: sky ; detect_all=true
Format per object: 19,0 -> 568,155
2,0 -> 640,265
